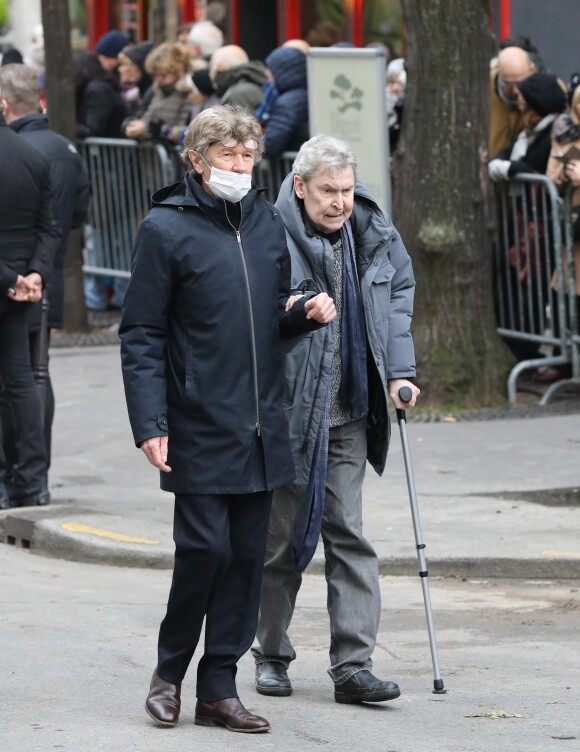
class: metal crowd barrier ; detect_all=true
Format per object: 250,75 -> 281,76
494,174 -> 579,403
78,139 -> 297,278
78,138 -> 174,279
254,151 -> 297,203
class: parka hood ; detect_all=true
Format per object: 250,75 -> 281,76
265,47 -> 307,94
275,171 -> 383,246
214,61 -> 268,97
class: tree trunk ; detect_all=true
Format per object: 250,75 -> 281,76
41,0 -> 88,332
393,0 -> 511,407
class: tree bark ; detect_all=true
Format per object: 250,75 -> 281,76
41,0 -> 88,332
393,0 -> 511,407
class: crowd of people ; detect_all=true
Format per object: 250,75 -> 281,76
487,36 -> 580,383
0,19 -> 420,735
2,18 -> 580,738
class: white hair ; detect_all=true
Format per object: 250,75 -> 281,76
188,20 -> 223,58
292,134 -> 358,183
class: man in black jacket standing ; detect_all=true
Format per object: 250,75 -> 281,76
0,113 -> 59,509
0,64 -> 90,503
120,105 -> 335,734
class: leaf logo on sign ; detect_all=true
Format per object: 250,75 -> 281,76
330,75 -> 364,113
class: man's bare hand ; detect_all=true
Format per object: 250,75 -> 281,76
140,435 -> 172,472
303,293 -> 336,324
388,378 -> 420,410
285,294 -> 304,312
23,272 -> 43,302
7,274 -> 41,302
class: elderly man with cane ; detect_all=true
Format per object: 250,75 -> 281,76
253,134 -> 420,704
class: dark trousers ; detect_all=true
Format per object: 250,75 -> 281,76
0,302 -> 46,497
1,329 -> 54,484
157,490 -> 273,702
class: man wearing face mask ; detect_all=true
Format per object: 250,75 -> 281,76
119,105 -> 336,735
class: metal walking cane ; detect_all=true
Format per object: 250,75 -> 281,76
396,386 -> 446,694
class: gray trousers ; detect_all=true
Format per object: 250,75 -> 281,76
253,418 -> 381,684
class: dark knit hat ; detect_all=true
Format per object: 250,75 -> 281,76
517,73 -> 567,117
1,48 -> 24,66
192,67 -> 215,96
96,30 -> 130,59
123,41 -> 155,73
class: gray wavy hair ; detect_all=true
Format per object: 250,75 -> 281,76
180,105 -> 264,168
292,134 -> 358,182
0,64 -> 40,117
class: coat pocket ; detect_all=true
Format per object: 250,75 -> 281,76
370,259 -> 396,321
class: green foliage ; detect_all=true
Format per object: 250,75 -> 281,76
0,0 -> 9,29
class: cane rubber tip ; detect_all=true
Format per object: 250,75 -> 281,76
433,679 -> 446,694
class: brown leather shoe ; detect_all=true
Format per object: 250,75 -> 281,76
194,697 -> 271,733
145,670 -> 181,726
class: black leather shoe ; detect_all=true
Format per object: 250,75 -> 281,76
145,670 -> 181,726
195,697 -> 271,733
0,487 -> 15,510
255,661 -> 292,697
15,494 -> 49,507
334,670 -> 401,704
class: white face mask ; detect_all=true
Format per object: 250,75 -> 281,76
202,160 -> 252,203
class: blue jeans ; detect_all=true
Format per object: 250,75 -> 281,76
253,418 -> 381,684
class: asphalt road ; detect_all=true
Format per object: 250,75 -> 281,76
1,544 -> 578,752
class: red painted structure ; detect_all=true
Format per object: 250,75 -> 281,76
86,0 -> 110,49
499,0 -> 511,40
277,0 -> 301,42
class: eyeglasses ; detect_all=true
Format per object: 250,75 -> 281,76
497,74 -> 522,93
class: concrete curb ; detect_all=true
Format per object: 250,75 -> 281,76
2,506 -> 579,579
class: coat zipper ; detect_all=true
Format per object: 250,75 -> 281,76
224,203 -> 262,437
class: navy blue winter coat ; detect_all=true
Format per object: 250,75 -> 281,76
263,47 -> 309,159
119,173 -> 321,495
0,119 -> 58,298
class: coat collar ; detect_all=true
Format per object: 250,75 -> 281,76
152,172 -> 262,220
9,113 -> 48,133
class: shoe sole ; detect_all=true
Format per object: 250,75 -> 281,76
195,716 -> 271,733
334,687 -> 401,704
255,684 -> 293,697
145,702 -> 178,727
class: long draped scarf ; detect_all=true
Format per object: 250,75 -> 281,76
291,220 -> 367,572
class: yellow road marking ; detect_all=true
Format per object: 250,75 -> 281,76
61,522 -> 159,545
542,550 -> 580,559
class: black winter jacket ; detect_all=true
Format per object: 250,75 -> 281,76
263,47 -> 309,158
0,120 -> 59,299
76,79 -> 127,139
119,174 -> 320,494
10,114 -> 90,329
